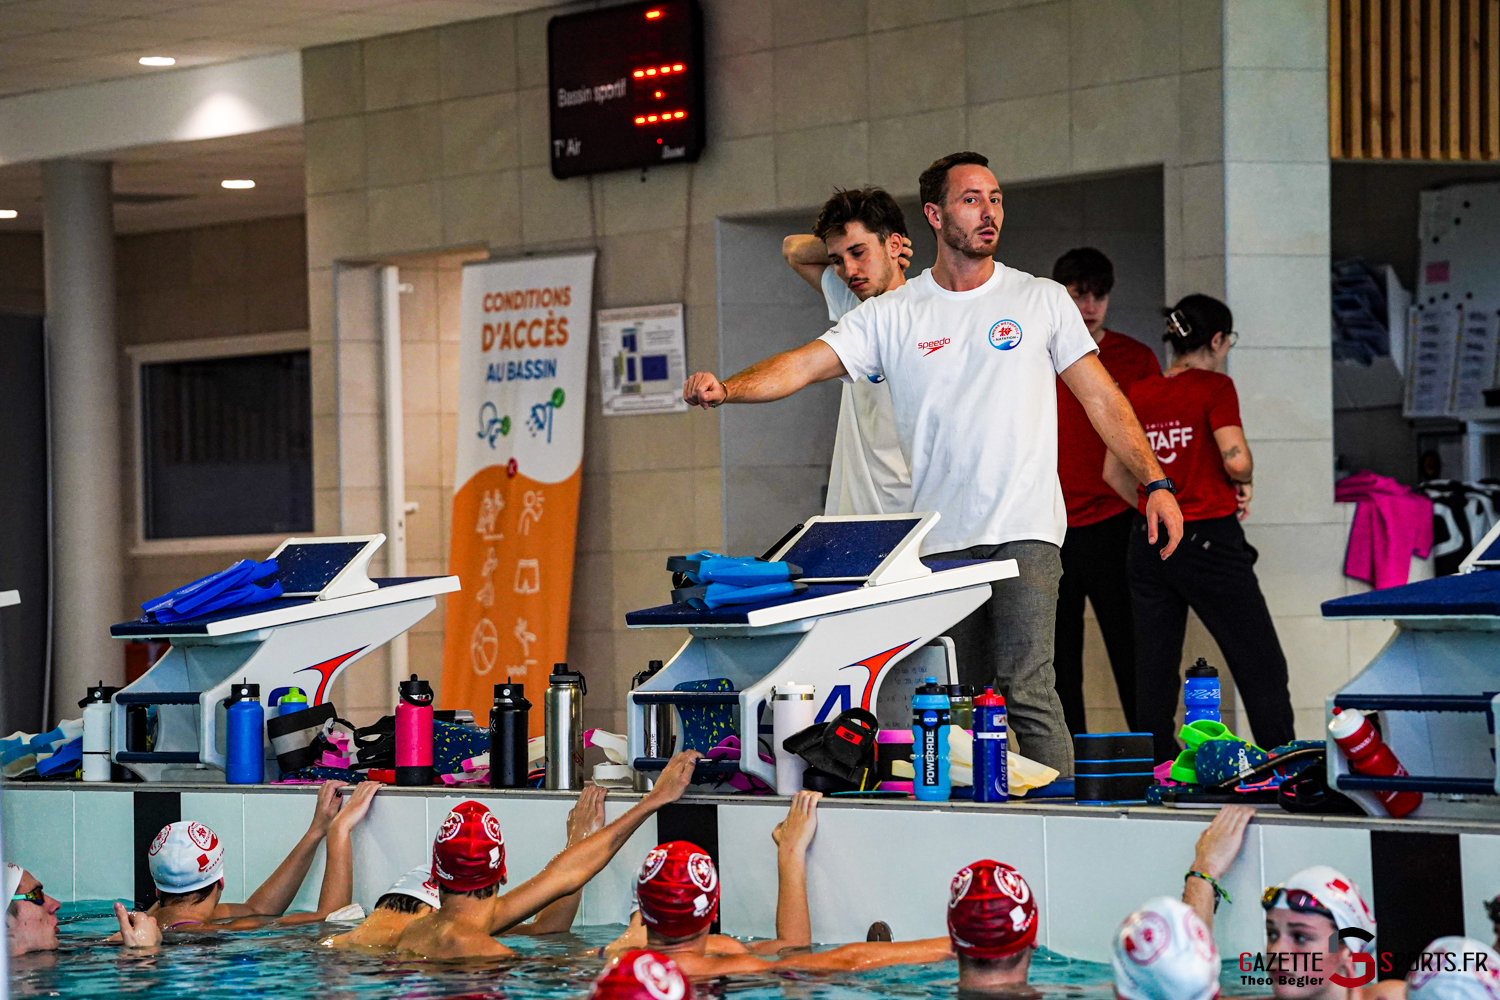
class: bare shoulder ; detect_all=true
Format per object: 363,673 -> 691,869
673,952 -> 772,978
706,933 -> 751,954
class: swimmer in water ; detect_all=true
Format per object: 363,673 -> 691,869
1112,897 -> 1220,1000
6,863 -> 63,956
591,949 -> 692,1000
394,751 -> 700,959
328,785 -> 609,950
116,779 -> 379,946
1184,805 -> 1397,1000
1405,937 -> 1500,1000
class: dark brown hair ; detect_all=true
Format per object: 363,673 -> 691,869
1163,294 -> 1234,356
1052,247 -> 1115,297
919,151 -> 990,209
811,187 -> 908,243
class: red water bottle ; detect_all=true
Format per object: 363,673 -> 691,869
1328,707 -> 1422,817
395,674 -> 434,786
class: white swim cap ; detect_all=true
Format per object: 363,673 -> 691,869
1269,866 -> 1376,953
1113,896 -> 1220,1000
4,862 -> 24,900
383,865 -> 440,910
1407,938 -> 1500,1000
148,821 -> 225,894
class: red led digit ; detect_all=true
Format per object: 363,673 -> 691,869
672,63 -> 683,71
645,8 -> 662,18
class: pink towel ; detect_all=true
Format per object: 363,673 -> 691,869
1336,470 -> 1434,589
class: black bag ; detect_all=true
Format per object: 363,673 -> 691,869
349,715 -> 396,770
782,708 -> 879,790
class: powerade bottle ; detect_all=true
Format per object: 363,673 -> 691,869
396,674 -> 435,786
972,687 -> 1009,803
1183,658 -> 1221,725
911,677 -> 951,801
225,682 -> 265,784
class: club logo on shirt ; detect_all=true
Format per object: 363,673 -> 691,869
917,338 -> 950,356
988,320 -> 1023,351
1146,421 -> 1193,464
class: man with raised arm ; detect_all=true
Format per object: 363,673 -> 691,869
685,152 -> 1182,774
395,750 -> 700,959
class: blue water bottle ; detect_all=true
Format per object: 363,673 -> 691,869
972,687 -> 1009,802
225,681 -> 265,784
1183,658 -> 1221,725
912,677 -> 951,801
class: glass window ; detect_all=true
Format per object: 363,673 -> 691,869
141,351 -> 313,539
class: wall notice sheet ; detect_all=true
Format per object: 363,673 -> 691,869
596,303 -> 687,416
1405,305 -> 1458,417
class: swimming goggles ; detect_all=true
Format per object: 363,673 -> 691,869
1261,887 -> 1332,919
11,884 -> 44,906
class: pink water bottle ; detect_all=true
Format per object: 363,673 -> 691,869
1328,707 -> 1422,818
396,674 -> 434,786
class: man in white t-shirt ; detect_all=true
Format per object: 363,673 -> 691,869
683,152 -> 1182,773
781,188 -> 914,515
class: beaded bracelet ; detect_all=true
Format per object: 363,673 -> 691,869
1185,870 -> 1232,912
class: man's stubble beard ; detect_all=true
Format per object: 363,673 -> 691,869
940,218 -> 996,261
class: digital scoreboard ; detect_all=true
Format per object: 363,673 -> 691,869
547,0 -> 704,179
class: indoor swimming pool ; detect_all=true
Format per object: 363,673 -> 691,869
10,902 -> 1264,1000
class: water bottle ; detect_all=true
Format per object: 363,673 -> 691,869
632,660 -> 674,791
1183,658 -> 1221,725
489,683 -> 530,788
225,682 -> 265,784
275,686 -> 308,718
772,682 -> 817,795
972,687 -> 1009,803
1328,707 -> 1423,817
79,682 -> 119,782
947,684 -> 975,732
395,674 -> 435,786
544,663 -> 586,790
911,677 -> 951,801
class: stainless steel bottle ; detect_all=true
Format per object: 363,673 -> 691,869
543,662 -> 586,790
631,659 -> 674,791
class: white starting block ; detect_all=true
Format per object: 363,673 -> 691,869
109,535 -> 458,782
623,514 -> 1016,787
1322,521 -> 1500,819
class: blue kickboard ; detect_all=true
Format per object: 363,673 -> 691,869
110,578 -> 435,636
1321,569 -> 1500,619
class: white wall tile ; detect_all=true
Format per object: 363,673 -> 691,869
243,790 -> 325,914
969,93 -> 1071,183
966,2 -> 1071,103
3,789 -> 74,901
181,791 -> 246,904
1232,346 -> 1333,441
1224,69 -> 1328,163
1068,0 -> 1181,88
579,799 -> 658,928
1071,76 -> 1179,173
1258,822 -> 1372,901
74,791 -> 133,903
1224,162 -> 1329,257
1459,834 -> 1500,942
348,792 -> 430,911
1240,439 -> 1340,525
1225,255 -> 1331,348
1223,0 -> 1326,70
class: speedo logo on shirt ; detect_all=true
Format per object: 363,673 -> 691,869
1146,421 -> 1193,463
917,337 -> 951,356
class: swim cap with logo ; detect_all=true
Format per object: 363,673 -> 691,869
590,949 -> 691,1000
946,860 -> 1039,959
1407,938 -> 1500,1000
383,864 -> 441,910
431,800 -> 506,892
1112,896 -> 1220,1000
148,821 -> 225,894
1270,865 -> 1376,953
635,841 -> 719,939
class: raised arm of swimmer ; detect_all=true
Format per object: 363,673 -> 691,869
486,750 -> 701,934
683,340 -> 846,408
503,785 -> 608,935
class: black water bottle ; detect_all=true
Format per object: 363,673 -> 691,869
489,683 -> 531,788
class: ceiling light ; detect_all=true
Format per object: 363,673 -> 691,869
138,56 -> 176,67
220,179 -> 255,190
0,210 -> 17,219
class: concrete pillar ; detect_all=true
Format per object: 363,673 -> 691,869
42,159 -> 123,718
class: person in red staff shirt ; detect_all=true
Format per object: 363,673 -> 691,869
1051,248 -> 1161,736
1104,294 -> 1295,762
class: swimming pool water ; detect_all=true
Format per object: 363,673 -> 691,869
11,902 -> 1263,1000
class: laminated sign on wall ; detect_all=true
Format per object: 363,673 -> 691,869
442,253 -> 595,733
597,302 -> 688,415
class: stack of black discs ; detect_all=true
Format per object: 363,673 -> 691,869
1072,733 -> 1154,803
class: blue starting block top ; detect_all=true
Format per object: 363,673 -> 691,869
1321,569 -> 1500,619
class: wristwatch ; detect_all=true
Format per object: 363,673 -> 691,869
1145,478 -> 1177,495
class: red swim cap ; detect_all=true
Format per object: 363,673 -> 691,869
635,841 -> 719,939
590,950 -> 691,1000
947,860 -> 1038,959
431,800 -> 506,892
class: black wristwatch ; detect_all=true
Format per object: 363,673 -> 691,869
1145,478 -> 1177,496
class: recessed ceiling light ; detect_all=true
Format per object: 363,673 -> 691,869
0,210 -> 17,219
220,179 -> 255,190
138,56 -> 175,67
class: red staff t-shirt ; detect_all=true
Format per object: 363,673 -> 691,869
1056,330 -> 1160,527
1126,368 -> 1242,521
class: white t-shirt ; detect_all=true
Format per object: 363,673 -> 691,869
820,267 -> 913,516
818,263 -> 1097,553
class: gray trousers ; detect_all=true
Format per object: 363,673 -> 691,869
928,540 -> 1073,777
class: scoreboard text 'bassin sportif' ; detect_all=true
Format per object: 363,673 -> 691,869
547,0 -> 705,179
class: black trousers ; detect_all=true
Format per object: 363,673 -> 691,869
1053,509 -> 1138,735
1128,513 -> 1297,762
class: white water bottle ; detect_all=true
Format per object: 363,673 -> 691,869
772,683 -> 816,795
80,682 -> 117,782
